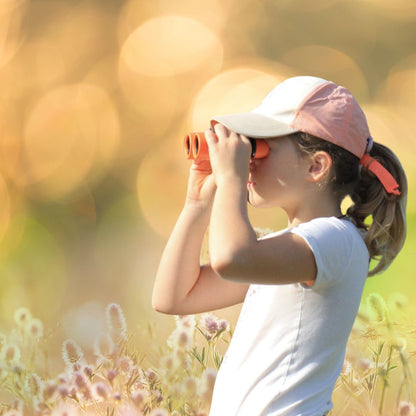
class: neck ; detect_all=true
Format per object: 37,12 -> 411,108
286,190 -> 342,228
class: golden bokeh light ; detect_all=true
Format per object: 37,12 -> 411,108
21,83 -> 120,199
118,61 -> 179,152
363,104 -> 416,164
281,46 -> 369,101
376,69 -> 416,115
189,65 -> 293,130
120,15 -> 223,77
0,172 -> 11,243
137,134 -> 189,238
359,0 -> 416,19
0,0 -> 27,68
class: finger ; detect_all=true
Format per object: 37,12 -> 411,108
213,122 -> 230,139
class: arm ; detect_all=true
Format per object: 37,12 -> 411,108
205,125 -> 317,285
152,160 -> 249,315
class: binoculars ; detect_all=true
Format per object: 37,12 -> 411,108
184,132 -> 269,161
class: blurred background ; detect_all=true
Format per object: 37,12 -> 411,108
0,0 -> 414,350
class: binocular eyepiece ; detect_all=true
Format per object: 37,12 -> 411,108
184,132 -> 269,161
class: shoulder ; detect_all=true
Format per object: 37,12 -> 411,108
290,216 -> 369,289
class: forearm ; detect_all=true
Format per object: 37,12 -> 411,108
152,203 -> 210,313
209,179 -> 258,280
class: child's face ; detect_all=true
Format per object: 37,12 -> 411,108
247,136 -> 310,210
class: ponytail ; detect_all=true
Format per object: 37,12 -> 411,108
291,132 -> 407,276
347,142 -> 407,276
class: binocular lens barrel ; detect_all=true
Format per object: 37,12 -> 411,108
184,132 -> 269,161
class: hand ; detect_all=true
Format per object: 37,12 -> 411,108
185,159 -> 216,207
205,123 -> 251,186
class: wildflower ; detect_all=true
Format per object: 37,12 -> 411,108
42,380 -> 58,401
118,356 -> 134,373
25,373 -> 44,397
83,365 -> 94,379
366,293 -> 388,323
74,371 -> 93,401
107,368 -> 118,382
1,343 -> 21,363
14,308 -> 32,327
131,388 -> 147,407
183,376 -> 197,396
199,368 -> 217,400
106,303 -> 128,343
200,314 -> 229,340
174,315 -> 196,330
399,401 -> 416,416
201,313 -> 219,334
62,339 -> 86,368
25,318 -> 43,339
94,333 -> 115,358
167,327 -> 193,350
145,368 -> 158,383
357,358 -> 373,372
94,382 -> 111,400
9,399 -> 24,411
57,384 -> 70,399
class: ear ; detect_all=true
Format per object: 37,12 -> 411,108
306,151 -> 333,183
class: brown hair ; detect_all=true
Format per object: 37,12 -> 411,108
291,132 -> 407,276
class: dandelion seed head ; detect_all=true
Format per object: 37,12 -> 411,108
62,340 -> 85,368
106,303 -> 128,343
26,318 -> 43,339
14,308 -> 32,327
399,401 -> 416,416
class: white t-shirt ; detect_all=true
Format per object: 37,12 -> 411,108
209,217 -> 369,416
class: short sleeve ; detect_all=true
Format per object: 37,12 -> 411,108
289,217 -> 368,290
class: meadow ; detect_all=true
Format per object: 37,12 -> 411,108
0,0 -> 415,414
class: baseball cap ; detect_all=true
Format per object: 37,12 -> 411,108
210,76 -> 400,195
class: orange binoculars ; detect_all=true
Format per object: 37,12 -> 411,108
184,132 -> 269,161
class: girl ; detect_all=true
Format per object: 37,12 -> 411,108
152,76 -> 407,415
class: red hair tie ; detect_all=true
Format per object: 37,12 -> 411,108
359,154 -> 401,195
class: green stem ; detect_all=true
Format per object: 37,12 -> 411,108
379,345 -> 393,415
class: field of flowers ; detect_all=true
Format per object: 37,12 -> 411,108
0,293 -> 414,416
